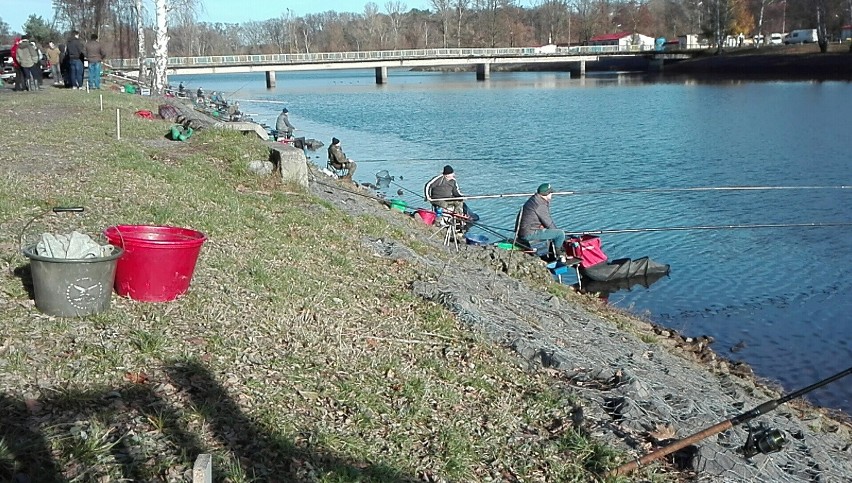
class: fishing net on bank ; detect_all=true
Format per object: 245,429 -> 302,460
403,245 -> 852,482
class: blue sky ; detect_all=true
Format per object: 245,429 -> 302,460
1,1 -> 433,32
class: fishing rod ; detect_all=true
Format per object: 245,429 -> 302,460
439,185 -> 851,202
358,158 -> 495,163
577,222 -> 852,235
607,366 -> 852,477
233,98 -> 289,105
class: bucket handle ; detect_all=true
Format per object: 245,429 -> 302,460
105,225 -> 127,250
19,206 -> 85,252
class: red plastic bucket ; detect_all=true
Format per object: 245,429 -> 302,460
416,209 -> 436,225
103,225 -> 206,302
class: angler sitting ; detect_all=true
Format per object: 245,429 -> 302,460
424,165 -> 464,215
327,137 -> 357,179
515,183 -> 568,263
424,165 -> 478,232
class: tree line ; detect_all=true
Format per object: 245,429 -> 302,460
2,0 -> 848,58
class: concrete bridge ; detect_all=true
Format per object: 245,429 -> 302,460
108,46 -> 670,86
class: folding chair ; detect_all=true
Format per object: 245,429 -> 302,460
427,208 -> 467,251
327,159 -> 348,179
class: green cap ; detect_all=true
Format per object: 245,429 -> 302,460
537,183 -> 554,195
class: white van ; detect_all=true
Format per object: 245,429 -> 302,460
784,29 -> 818,44
769,33 -> 785,45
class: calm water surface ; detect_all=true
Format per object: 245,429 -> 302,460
190,70 -> 852,412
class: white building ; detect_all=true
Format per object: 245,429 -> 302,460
587,32 -> 656,51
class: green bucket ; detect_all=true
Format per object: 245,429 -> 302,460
389,199 -> 407,212
22,245 -> 124,317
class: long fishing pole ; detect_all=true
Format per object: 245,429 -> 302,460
578,222 -> 852,235
359,158 -> 495,163
440,185 -> 851,201
607,366 -> 852,477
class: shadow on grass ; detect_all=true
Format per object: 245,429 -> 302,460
1,358 -> 414,482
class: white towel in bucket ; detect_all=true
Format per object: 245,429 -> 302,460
36,231 -> 114,259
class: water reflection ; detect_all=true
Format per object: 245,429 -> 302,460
582,272 -> 671,301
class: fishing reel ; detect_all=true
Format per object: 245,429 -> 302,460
741,423 -> 788,458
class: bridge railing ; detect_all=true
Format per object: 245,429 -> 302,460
109,45 -> 658,70
110,47 -> 550,70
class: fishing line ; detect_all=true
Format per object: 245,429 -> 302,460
449,185 -> 851,201
580,222 -> 852,235
357,158 -> 495,163
233,98 -> 289,104
390,180 -> 421,198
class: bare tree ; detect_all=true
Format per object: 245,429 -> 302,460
535,0 -> 571,44
133,0 -> 146,83
816,0 -> 829,52
453,0 -> 471,47
431,0 -> 453,46
151,0 -> 200,93
152,0 -> 169,93
385,1 -> 407,49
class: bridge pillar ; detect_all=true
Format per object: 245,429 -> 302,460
266,71 -> 276,88
579,61 -> 586,77
375,67 -> 387,84
476,63 -> 490,81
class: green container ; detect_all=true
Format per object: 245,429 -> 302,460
389,199 -> 407,212
495,242 -> 520,251
22,245 -> 124,317
124,84 -> 136,94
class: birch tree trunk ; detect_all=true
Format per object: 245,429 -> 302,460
153,0 -> 169,94
134,0 -> 146,83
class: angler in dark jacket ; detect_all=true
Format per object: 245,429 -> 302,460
424,165 -> 464,214
327,137 -> 357,179
516,183 -> 567,261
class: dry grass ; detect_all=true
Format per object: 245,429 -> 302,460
0,87 -> 664,482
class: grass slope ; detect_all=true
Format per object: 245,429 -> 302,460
0,89 -> 660,482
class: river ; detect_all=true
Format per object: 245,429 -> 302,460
188,69 -> 852,413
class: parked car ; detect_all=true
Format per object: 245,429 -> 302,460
785,29 -> 818,44
769,33 -> 786,45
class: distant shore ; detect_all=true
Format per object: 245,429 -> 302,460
663,44 -> 852,79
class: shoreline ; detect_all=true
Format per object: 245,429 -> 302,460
1,82 -> 850,481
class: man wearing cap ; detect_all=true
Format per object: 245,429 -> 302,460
328,137 -> 357,179
424,165 -> 465,215
516,183 -> 567,262
275,107 -> 295,140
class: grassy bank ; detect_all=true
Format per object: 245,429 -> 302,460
0,89 -> 660,481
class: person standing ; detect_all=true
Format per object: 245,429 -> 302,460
66,30 -> 85,89
10,37 -> 23,91
45,41 -> 62,85
84,34 -> 107,89
14,34 -> 40,91
515,183 -> 568,263
424,165 -> 464,214
327,137 -> 357,179
275,108 -> 295,140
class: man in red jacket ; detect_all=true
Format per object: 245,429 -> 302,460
10,37 -> 23,91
